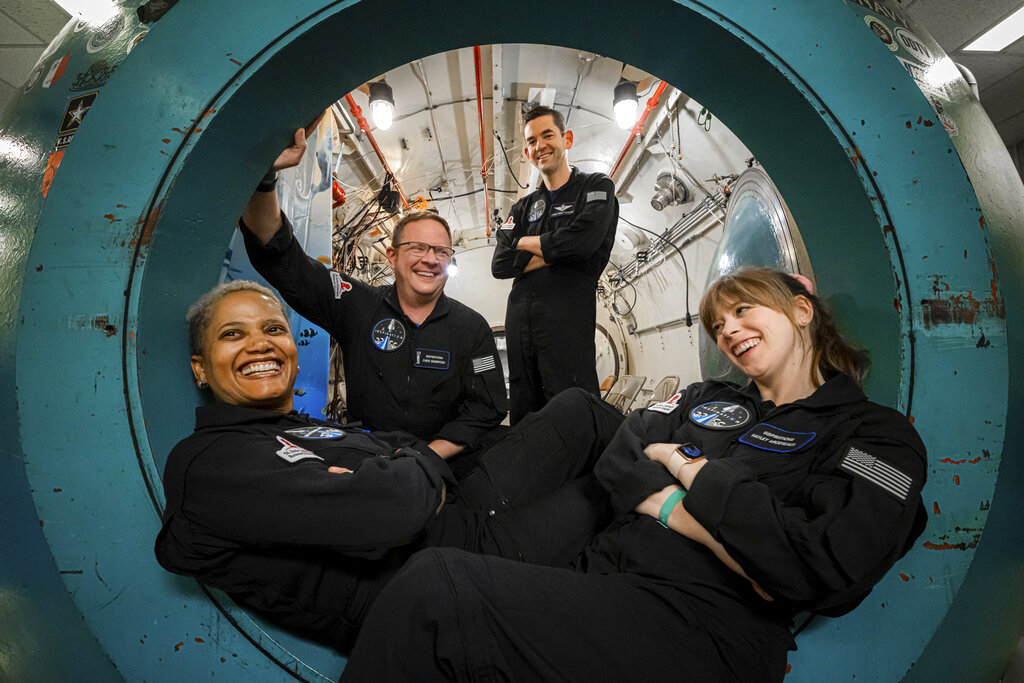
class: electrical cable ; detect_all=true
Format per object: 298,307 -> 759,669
494,131 -> 529,189
618,215 -> 693,326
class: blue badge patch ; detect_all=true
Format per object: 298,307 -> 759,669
739,424 -> 816,452
689,402 -> 752,430
285,426 -> 347,439
414,348 -> 450,370
528,199 -> 547,222
550,202 -> 574,218
372,318 -> 406,351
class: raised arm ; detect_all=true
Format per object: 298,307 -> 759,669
240,127 -> 308,245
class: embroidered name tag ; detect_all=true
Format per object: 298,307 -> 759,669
839,445 -> 912,502
276,436 -> 324,463
648,392 -> 682,414
586,190 -> 607,203
285,426 -> 346,439
689,402 -> 752,430
414,348 -> 450,370
550,202 -> 574,218
330,271 -> 353,298
739,424 -> 816,452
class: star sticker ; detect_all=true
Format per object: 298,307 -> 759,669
68,102 -> 87,125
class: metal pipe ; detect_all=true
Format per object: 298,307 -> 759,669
344,93 -> 409,209
609,80 -> 668,179
629,314 -> 691,336
473,46 -> 492,238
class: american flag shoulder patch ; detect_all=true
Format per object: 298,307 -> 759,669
839,445 -> 912,502
472,355 -> 497,374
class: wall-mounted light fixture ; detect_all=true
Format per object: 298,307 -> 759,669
613,80 -> 638,130
369,80 -> 395,131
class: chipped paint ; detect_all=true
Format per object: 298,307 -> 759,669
939,457 -> 982,464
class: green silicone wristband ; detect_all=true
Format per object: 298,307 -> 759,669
657,489 -> 686,528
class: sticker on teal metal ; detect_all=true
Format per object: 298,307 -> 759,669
865,15 -> 898,51
55,92 -> 99,150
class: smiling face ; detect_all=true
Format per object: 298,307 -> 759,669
523,114 -> 573,177
386,217 -> 451,305
190,290 -> 298,413
711,297 -> 814,392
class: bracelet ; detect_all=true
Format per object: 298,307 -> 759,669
256,168 -> 278,192
666,452 -> 686,479
657,489 -> 686,528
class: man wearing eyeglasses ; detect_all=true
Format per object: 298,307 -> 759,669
238,128 -> 508,462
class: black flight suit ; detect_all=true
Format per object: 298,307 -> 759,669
340,374 -> 928,682
241,215 -> 507,451
154,389 -> 623,653
492,168 -> 618,423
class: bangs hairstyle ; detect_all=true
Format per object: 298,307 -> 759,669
699,267 -> 870,387
186,280 -> 285,356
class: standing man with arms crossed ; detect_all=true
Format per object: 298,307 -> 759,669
240,128 -> 507,461
492,105 -> 619,424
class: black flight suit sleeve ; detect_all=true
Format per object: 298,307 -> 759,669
593,384 -> 703,515
491,200 -> 531,279
683,411 -> 928,614
538,176 -> 616,266
182,438 -> 447,559
432,317 -> 508,448
239,213 -> 352,333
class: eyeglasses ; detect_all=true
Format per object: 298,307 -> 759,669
395,241 -> 455,262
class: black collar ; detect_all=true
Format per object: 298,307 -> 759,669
739,373 -> 866,410
383,284 -> 451,325
194,402 -> 307,430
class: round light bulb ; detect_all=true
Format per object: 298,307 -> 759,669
371,99 -> 394,131
614,99 -> 638,130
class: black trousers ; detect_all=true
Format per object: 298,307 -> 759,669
340,547 -> 793,683
422,388 -> 624,566
506,273 -> 601,424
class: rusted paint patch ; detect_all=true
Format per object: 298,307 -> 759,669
194,637 -> 205,643
92,315 -> 117,337
899,573 -> 910,581
103,213 -> 119,222
977,334 -> 991,348
954,475 -> 960,485
924,529 -> 981,551
36,264 -> 43,271
173,641 -> 184,652
129,199 -> 164,250
920,297 -> 975,328
933,502 -> 941,514
938,457 -> 982,464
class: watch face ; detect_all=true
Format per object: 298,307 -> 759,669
676,443 -> 703,460
372,318 -> 407,351
689,402 -> 752,430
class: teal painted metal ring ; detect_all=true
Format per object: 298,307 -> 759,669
2,0 -> 1022,680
